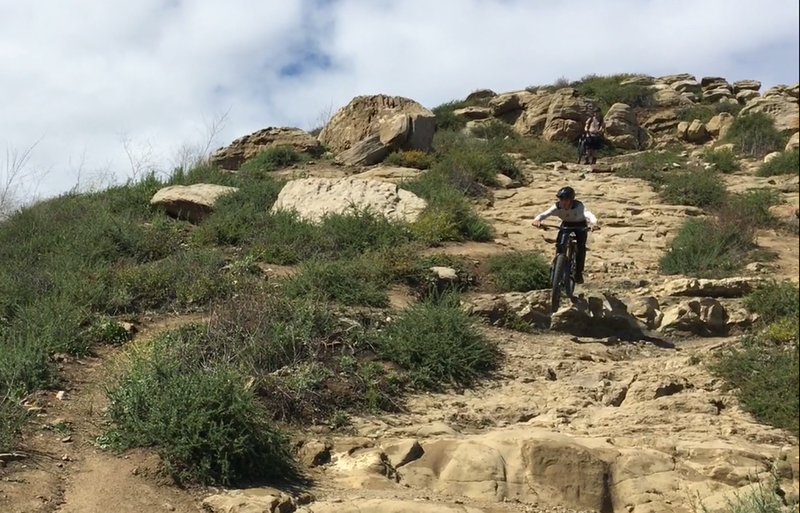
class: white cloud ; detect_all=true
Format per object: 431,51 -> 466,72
1,0 -> 798,202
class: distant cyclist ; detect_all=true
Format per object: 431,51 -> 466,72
532,186 -> 599,285
582,107 -> 605,165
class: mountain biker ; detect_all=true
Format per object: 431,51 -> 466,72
582,107 -> 605,165
532,186 -> 599,285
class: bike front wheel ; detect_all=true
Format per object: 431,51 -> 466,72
551,253 -> 566,313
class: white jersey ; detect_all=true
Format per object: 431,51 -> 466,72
534,200 -> 597,225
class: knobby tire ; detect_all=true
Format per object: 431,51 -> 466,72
551,253 -> 566,313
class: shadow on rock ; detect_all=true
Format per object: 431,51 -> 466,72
550,292 -> 675,348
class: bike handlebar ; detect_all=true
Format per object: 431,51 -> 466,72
536,224 -> 596,231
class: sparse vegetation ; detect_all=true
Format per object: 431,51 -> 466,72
723,112 -> 788,158
486,250 -> 551,292
659,188 -> 781,278
384,149 -> 435,170
677,102 -> 742,123
528,73 -> 656,109
702,147 -> 740,173
757,149 -> 799,177
709,281 -> 799,437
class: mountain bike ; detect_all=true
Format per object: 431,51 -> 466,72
576,133 -> 589,164
537,224 -> 593,313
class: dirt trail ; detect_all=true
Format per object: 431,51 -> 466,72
2,161 -> 798,513
1,315 -> 208,513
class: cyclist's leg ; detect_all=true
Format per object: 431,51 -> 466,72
574,229 -> 588,283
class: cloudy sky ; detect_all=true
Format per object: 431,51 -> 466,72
2,0 -> 798,204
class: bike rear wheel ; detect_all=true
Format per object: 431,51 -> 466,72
576,138 -> 585,163
551,253 -> 566,313
564,244 -> 576,297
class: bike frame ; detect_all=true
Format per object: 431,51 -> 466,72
538,224 -> 591,312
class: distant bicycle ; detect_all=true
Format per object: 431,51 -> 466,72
576,132 -> 590,164
536,224 -> 595,313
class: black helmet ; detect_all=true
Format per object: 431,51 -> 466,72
556,186 -> 575,200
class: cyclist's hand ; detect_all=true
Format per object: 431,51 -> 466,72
591,225 -> 600,232
532,220 -> 541,228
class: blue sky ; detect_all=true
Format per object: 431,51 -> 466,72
1,0 -> 798,206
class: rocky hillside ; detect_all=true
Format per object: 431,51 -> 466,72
0,72 -> 798,513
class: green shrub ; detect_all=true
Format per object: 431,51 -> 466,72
702,147 -> 740,173
658,168 -> 728,209
280,256 -> 391,307
723,112 -> 787,158
102,326 -> 297,486
431,100 -> 474,131
677,103 -> 742,123
721,189 -> 781,229
757,149 -> 799,177
709,335 -> 798,437
616,149 -> 687,185
401,170 -> 494,244
744,281 -> 799,324
486,251 -> 551,292
660,218 -> 755,277
433,136 -> 521,186
384,150 -> 435,170
373,294 -> 500,390
0,398 -> 27,453
708,283 -> 799,437
569,73 -> 656,109
96,249 -> 234,315
237,145 -> 308,174
698,472 -> 794,513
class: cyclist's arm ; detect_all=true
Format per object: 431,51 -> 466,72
534,205 -> 557,223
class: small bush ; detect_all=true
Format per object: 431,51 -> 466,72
280,256 -> 391,307
384,150 -> 435,170
744,281 -> 799,324
710,280 -> 799,437
710,335 -> 798,437
103,326 -> 297,486
657,168 -> 728,209
677,103 -> 742,123
616,149 -> 687,185
0,398 -> 27,453
433,137 -> 521,186
373,294 -> 500,390
723,112 -> 787,158
238,146 -> 307,174
660,218 -> 755,277
401,170 -> 494,245
757,149 -> 799,177
431,100 -> 475,132
698,472 -> 794,513
721,189 -> 781,229
486,251 -> 551,292
569,73 -> 656,109
702,147 -> 740,173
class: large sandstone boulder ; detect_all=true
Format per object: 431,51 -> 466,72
641,109 -> 681,134
270,177 -> 427,224
739,96 -> 800,133
150,183 -> 237,223
318,95 -> 435,165
542,88 -> 598,142
602,103 -> 651,150
705,112 -> 735,139
209,127 -> 323,171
